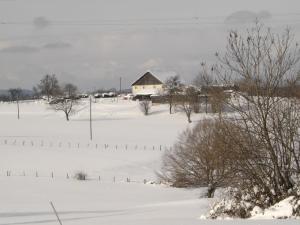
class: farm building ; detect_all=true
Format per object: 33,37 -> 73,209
131,72 -> 164,98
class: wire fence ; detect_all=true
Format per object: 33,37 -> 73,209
1,169 -> 160,185
0,138 -> 171,152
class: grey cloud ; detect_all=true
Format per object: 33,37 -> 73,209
43,42 -> 72,49
0,45 -> 39,53
33,17 -> 50,29
225,10 -> 272,24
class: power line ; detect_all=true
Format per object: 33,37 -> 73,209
1,13 -> 300,27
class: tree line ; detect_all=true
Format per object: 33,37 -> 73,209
7,74 -> 79,121
140,70 -> 233,121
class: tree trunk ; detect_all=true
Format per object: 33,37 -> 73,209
65,112 -> 69,121
205,96 -> 208,114
187,114 -> 192,123
207,185 -> 216,198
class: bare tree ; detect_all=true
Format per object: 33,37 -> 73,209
38,74 -> 61,101
210,89 -> 227,115
9,88 -> 23,119
51,98 -> 78,121
193,63 -> 214,113
64,83 -> 78,98
32,86 -> 40,99
160,119 -> 231,197
178,86 -> 198,123
193,63 -> 214,87
214,23 -> 300,206
139,100 -> 151,115
164,75 -> 183,114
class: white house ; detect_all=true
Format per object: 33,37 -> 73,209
131,72 -> 164,96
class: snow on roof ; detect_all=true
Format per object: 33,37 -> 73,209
132,71 -> 178,86
132,72 -> 163,86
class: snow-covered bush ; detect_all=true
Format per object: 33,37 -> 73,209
206,182 -> 300,219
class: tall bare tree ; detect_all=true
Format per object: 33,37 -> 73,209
164,75 -> 182,114
178,86 -> 198,123
64,83 -> 78,98
38,74 -> 61,101
193,63 -> 214,113
215,23 -> 300,206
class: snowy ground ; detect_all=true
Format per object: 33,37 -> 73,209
0,99 -> 298,224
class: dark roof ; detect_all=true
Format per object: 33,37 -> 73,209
132,72 -> 163,86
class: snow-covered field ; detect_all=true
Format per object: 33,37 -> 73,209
0,99 -> 298,225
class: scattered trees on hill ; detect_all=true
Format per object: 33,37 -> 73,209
33,74 -> 80,121
8,88 -> 22,119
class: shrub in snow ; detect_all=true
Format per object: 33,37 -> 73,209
74,171 -> 87,181
159,119 -> 231,198
139,100 -> 151,115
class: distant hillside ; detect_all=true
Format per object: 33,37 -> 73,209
0,89 -> 34,97
225,10 -> 272,24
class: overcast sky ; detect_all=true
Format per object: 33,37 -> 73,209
0,0 -> 300,91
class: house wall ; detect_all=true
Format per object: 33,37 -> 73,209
132,84 -> 163,95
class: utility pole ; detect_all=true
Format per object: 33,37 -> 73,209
119,77 -> 122,94
89,95 -> 93,141
17,96 -> 20,120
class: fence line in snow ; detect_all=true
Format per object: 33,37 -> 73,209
1,169 -> 159,185
0,138 -> 172,152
